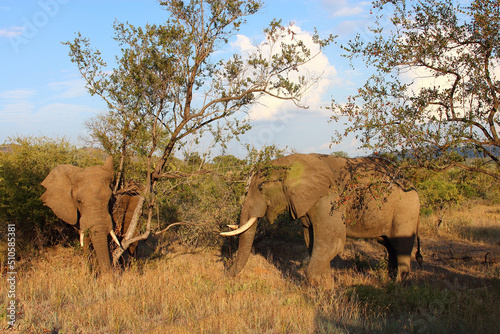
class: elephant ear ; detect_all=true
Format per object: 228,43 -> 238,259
103,156 -> 113,174
281,155 -> 335,219
41,164 -> 82,225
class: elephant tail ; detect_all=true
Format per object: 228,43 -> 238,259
416,236 -> 423,268
415,219 -> 423,268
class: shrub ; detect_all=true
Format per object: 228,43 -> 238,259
417,178 -> 462,213
152,155 -> 247,249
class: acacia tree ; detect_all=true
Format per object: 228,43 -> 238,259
331,0 -> 500,179
65,0 -> 333,262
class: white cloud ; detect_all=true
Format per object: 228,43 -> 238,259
1,101 -> 35,120
233,25 -> 337,121
321,0 -> 370,17
0,89 -> 36,100
402,67 -> 454,94
334,6 -> 364,17
48,79 -> 87,99
231,34 -> 255,56
0,27 -> 22,38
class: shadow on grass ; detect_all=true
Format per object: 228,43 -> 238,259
457,224 -> 500,245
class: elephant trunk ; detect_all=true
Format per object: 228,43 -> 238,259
81,212 -> 113,272
90,229 -> 112,271
228,216 -> 258,276
227,174 -> 267,276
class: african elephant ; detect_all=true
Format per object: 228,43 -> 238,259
41,157 -> 140,271
221,153 -> 421,284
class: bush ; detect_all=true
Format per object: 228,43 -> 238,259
153,156 -> 246,249
417,178 -> 462,213
444,166 -> 500,203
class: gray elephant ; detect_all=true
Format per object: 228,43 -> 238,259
221,153 -> 421,284
41,157 -> 140,271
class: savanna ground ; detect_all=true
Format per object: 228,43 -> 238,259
2,201 -> 499,333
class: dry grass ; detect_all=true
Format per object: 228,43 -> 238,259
2,203 -> 499,333
421,201 -> 500,244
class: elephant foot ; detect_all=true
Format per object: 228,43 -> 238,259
389,264 -> 410,282
395,254 -> 411,282
395,263 -> 411,282
228,263 -> 243,277
395,271 -> 409,283
306,260 -> 333,288
307,274 -> 334,289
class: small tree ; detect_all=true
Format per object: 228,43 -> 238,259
65,0 -> 333,262
331,0 -> 500,179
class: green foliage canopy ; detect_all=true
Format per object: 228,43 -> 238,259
331,0 -> 500,179
66,0 -> 333,186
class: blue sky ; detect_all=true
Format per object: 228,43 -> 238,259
0,0 -> 381,158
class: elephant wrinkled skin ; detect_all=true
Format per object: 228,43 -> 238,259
41,157 -> 140,271
222,153 -> 421,285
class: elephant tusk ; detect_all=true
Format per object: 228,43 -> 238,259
80,231 -> 84,247
110,230 -> 124,250
220,217 -> 258,236
227,224 -> 239,230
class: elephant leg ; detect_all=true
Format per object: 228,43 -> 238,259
378,236 -> 398,279
307,232 -> 344,286
379,235 -> 415,281
392,235 -> 415,281
305,195 -> 346,286
301,216 -> 313,256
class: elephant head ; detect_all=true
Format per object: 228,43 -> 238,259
41,156 -> 122,271
222,154 -> 337,277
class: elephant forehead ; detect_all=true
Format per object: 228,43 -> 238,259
72,173 -> 113,199
73,168 -> 112,184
